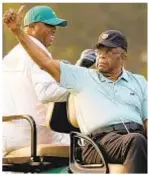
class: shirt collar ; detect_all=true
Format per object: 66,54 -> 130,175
98,68 -> 129,83
99,73 -> 111,82
118,68 -> 129,82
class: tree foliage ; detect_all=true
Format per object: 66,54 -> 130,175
3,3 -> 147,77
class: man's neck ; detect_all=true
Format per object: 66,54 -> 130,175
24,31 -> 47,48
102,68 -> 122,81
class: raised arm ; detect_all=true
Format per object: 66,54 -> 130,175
3,6 -> 61,82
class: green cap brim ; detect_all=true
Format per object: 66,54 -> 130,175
44,18 -> 68,27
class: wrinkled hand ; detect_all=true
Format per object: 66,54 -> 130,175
3,6 -> 26,30
76,49 -> 96,68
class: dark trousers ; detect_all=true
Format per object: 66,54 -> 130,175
82,129 -> 147,173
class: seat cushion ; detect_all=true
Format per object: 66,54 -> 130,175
70,162 -> 126,173
3,144 -> 69,164
109,163 -> 126,173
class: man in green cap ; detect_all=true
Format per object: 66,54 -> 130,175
23,6 -> 67,47
3,5 -> 95,155
2,5 -> 70,155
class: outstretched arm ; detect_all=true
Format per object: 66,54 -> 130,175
3,6 -> 61,82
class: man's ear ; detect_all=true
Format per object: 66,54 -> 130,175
121,52 -> 127,60
28,23 -> 35,29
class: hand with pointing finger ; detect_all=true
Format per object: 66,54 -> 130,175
3,6 -> 26,31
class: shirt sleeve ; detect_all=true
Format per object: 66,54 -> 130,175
31,62 -> 69,103
141,77 -> 148,121
60,61 -> 88,92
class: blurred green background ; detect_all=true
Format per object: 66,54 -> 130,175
3,3 -> 147,78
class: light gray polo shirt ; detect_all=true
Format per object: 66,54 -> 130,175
60,62 -> 147,135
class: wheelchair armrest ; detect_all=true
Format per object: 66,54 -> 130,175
3,115 -> 38,161
69,131 -> 109,173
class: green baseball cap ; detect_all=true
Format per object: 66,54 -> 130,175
24,6 -> 68,27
